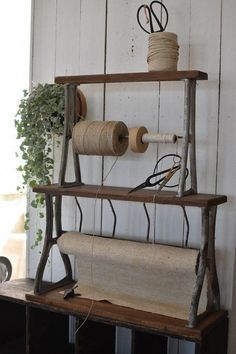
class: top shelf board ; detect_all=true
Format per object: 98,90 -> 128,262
33,184 -> 226,208
55,71 -> 208,85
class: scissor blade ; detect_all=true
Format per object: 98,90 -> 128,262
128,182 -> 147,194
156,165 -> 181,193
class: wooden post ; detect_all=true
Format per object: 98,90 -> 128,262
206,206 -> 220,311
189,79 -> 197,193
188,207 -> 209,328
34,195 -> 54,294
59,84 -> 82,187
34,195 -> 73,294
178,79 -> 191,197
195,313 -> 228,354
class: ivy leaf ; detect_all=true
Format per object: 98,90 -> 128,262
15,83 -> 65,248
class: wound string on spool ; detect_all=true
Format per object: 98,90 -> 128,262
72,120 -> 128,156
129,126 -> 178,153
72,120 -> 180,156
147,32 -> 179,71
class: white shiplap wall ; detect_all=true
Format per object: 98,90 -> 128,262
29,1 -> 236,353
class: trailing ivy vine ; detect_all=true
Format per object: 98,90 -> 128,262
15,83 -> 65,247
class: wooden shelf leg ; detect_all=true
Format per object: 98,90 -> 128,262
59,83 -> 82,187
189,79 -> 197,193
206,205 -> 220,311
178,79 -> 191,197
195,314 -> 228,354
188,207 -> 209,328
34,195 -> 73,294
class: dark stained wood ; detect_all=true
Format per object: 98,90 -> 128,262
0,279 -> 228,353
0,278 -> 34,304
0,281 -> 28,354
55,71 -> 208,85
29,306 -> 72,354
196,315 -> 228,354
33,184 -> 227,208
26,287 -> 228,343
76,320 -> 116,354
133,330 -> 168,354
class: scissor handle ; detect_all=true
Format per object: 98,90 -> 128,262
137,5 -> 153,34
150,1 -> 169,32
137,1 -> 169,34
147,165 -> 180,187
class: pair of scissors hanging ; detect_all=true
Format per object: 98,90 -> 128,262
128,164 -> 180,194
128,154 -> 189,194
137,1 -> 169,34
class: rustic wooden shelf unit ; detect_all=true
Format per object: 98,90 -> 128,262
6,70 -> 226,353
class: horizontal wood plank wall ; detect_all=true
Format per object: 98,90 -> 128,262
30,1 -> 236,353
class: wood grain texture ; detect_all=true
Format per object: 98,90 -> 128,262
25,287 -> 228,343
55,71 -> 208,84
0,278 -> 34,304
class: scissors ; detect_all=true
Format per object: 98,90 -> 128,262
128,164 -> 181,194
137,1 -> 169,34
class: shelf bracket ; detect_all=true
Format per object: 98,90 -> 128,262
58,84 -> 83,188
178,79 -> 197,197
34,195 -> 73,295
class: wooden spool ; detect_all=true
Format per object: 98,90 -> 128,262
76,87 -> 87,119
129,126 -> 177,153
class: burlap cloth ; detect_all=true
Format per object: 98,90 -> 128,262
58,232 -> 206,319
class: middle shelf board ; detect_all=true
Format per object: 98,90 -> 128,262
33,184 -> 227,208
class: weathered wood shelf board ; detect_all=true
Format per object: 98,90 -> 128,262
0,278 -> 34,304
0,279 -> 228,353
33,184 -> 227,208
55,70 -> 208,85
26,285 -> 227,343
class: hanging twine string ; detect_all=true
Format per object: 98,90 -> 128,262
147,32 -> 179,71
72,120 -> 128,156
75,156 -> 119,334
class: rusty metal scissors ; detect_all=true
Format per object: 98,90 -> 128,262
137,1 -> 169,34
129,154 -> 189,194
128,165 -> 181,194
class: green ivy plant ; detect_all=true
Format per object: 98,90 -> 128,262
15,83 -> 65,248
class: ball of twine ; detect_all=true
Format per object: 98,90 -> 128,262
72,120 -> 129,156
147,32 -> 179,71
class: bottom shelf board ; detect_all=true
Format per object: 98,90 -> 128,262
25,283 -> 228,343
0,278 -> 34,304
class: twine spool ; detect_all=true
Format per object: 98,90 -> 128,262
142,133 -> 177,144
147,32 -> 179,71
72,120 -> 128,156
129,127 -> 149,153
129,126 -> 177,153
76,87 -> 87,119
